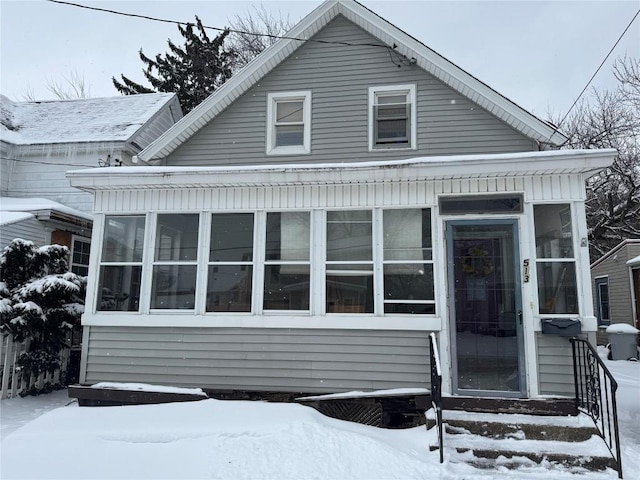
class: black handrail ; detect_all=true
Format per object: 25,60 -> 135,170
429,332 -> 444,463
571,338 -> 623,479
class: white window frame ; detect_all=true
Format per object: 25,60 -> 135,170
266,91 -> 311,155
70,235 -> 91,276
368,84 -> 417,151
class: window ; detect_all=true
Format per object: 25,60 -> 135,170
534,204 -> 578,314
369,84 -> 416,150
595,278 -> 610,326
383,209 -> 435,314
440,195 -> 523,215
97,216 -> 145,311
94,208 -> 436,317
150,214 -> 199,310
266,91 -> 311,155
207,213 -> 254,312
326,210 -> 374,313
264,212 -> 311,311
70,236 -> 91,276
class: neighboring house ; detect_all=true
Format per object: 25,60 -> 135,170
591,239 -> 640,344
68,0 -> 616,401
0,93 -> 183,273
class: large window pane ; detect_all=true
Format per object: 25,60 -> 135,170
266,212 -> 310,261
384,209 -> 432,260
537,262 -> 578,314
97,265 -> 142,311
206,265 -> 253,312
534,204 -> 574,258
155,214 -> 199,261
326,264 -> 374,313
102,216 -> 145,262
264,265 -> 310,310
210,213 -> 254,262
151,265 -> 197,310
384,264 -> 434,301
327,210 -> 372,261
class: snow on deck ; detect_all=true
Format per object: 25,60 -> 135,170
1,93 -> 175,145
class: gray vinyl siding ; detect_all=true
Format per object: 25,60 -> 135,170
591,242 -> 640,329
536,332 -> 582,396
83,326 -> 431,393
165,15 -> 536,167
0,217 -> 48,249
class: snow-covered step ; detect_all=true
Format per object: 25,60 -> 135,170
440,409 -> 599,442
444,432 -> 618,472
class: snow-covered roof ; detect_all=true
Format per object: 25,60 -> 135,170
0,197 -> 93,224
0,93 -> 177,146
137,0 -> 567,163
627,255 -> 640,267
68,148 -> 616,192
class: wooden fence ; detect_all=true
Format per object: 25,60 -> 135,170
0,335 -> 71,399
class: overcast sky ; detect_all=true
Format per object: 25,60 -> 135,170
1,0 -> 639,120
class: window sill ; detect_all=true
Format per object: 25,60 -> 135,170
267,145 -> 310,156
82,313 -> 442,331
369,145 -> 416,152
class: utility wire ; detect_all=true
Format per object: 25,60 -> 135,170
0,156 -> 101,168
554,7 -> 640,137
46,0 -> 389,49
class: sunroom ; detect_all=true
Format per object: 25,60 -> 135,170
68,148 -> 615,399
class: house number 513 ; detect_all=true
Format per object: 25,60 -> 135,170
523,259 -> 530,283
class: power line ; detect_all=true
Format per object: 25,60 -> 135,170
554,7 -> 640,138
46,0 -> 389,49
1,156 -> 101,168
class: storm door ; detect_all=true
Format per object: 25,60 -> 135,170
447,220 -> 525,397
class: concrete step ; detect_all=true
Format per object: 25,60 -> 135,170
426,409 -> 618,474
440,409 -> 599,442
444,432 -> 617,472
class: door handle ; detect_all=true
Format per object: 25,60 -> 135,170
517,310 -> 523,325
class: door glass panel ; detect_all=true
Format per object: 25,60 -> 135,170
451,223 -> 521,393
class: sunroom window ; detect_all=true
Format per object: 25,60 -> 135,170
150,214 -> 199,310
264,212 -> 311,311
534,204 -> 578,314
326,210 -> 374,313
97,216 -> 145,311
383,209 -> 435,314
207,213 -> 254,312
369,84 -> 416,150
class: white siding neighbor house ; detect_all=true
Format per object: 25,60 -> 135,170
68,0 -> 616,400
0,93 -> 182,274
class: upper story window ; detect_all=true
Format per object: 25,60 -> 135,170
369,84 -> 416,150
266,91 -> 311,155
533,204 -> 578,314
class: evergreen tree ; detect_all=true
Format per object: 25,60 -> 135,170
113,16 -> 236,113
0,239 -> 86,394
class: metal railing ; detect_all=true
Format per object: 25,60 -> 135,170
429,332 -> 444,463
571,338 -> 623,479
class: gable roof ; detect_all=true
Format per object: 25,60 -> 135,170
0,93 -> 179,146
137,0 -> 567,163
591,239 -> 640,269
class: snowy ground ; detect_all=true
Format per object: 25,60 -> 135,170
1,349 -> 638,480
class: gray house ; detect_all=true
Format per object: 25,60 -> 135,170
0,93 -> 182,272
591,239 -> 640,343
68,0 -> 615,401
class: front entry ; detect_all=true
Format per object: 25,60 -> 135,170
447,220 -> 525,397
